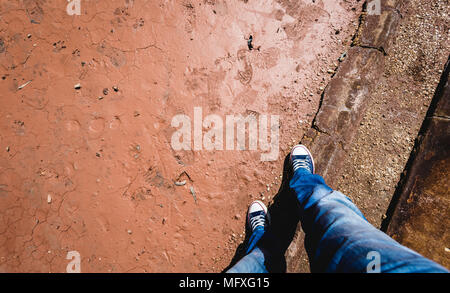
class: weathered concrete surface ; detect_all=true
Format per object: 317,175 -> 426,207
356,0 -> 402,51
286,0 -> 449,272
385,57 -> 449,269
335,0 -> 449,228
301,0 -> 403,188
286,0 -> 402,272
303,46 -> 384,183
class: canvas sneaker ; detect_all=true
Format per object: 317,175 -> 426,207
290,144 -> 315,174
247,200 -> 270,233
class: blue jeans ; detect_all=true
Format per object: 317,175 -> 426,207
227,169 -> 448,273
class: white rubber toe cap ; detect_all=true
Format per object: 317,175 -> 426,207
248,200 -> 267,214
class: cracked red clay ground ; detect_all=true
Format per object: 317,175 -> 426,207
0,0 -> 361,272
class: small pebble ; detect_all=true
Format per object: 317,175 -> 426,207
18,80 -> 31,90
174,180 -> 186,186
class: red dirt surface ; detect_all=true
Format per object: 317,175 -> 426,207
0,0 -> 360,272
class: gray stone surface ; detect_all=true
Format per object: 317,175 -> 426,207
385,57 -> 449,269
285,0 -> 449,272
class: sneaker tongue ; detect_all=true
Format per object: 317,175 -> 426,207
250,210 -> 265,217
252,225 -> 265,232
292,154 -> 308,159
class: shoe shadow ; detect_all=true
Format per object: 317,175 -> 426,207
222,154 -> 301,272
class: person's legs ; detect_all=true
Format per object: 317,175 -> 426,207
227,145 -> 448,273
227,201 -> 284,273
226,246 -> 268,273
290,145 -> 448,273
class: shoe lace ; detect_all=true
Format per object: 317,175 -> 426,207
292,156 -> 312,173
249,213 -> 266,231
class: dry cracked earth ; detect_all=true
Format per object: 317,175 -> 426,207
1,0 -> 448,273
0,0 -> 362,272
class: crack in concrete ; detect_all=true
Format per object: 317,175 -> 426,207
349,1 -> 395,56
432,115 -> 450,120
358,45 -> 388,55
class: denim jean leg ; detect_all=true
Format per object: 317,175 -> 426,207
227,221 -> 286,273
226,246 -> 268,273
246,227 -> 265,254
290,169 -> 449,273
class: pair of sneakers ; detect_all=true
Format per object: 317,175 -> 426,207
247,145 -> 314,234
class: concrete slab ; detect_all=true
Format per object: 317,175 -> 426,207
286,0 -> 449,272
385,56 -> 449,269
